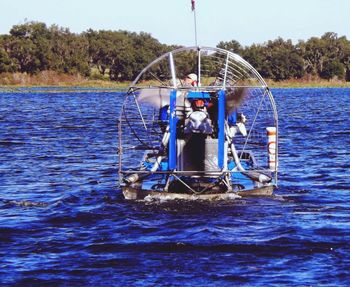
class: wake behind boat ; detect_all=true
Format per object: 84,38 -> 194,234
118,46 -> 278,200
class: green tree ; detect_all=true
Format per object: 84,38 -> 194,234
0,47 -> 17,72
242,44 -> 267,77
298,32 -> 349,79
337,36 -> 350,81
85,29 -> 168,81
320,60 -> 345,80
217,40 -> 243,54
0,36 -> 18,72
50,25 -> 90,76
242,38 -> 304,81
2,21 -> 350,83
7,22 -> 52,73
85,29 -> 116,76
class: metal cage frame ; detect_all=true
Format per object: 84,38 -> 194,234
118,46 -> 279,188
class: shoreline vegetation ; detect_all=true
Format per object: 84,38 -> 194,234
1,21 -> 350,89
0,71 -> 349,89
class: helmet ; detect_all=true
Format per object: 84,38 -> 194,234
187,73 -> 198,82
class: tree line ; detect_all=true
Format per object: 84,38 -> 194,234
0,21 -> 349,82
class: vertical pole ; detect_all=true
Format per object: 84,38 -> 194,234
169,52 -> 177,88
168,52 -> 177,170
193,8 -> 198,46
223,53 -> 229,89
118,115 -> 123,182
197,48 -> 201,87
169,90 -> 177,170
218,90 -> 225,169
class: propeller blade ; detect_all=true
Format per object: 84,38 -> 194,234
225,87 -> 248,114
137,87 -> 247,114
137,88 -> 171,108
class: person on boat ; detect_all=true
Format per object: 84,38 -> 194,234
158,73 -> 197,126
183,73 -> 198,87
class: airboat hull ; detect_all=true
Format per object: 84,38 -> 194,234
122,185 -> 274,201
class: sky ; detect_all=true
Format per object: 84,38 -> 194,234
1,0 -> 350,47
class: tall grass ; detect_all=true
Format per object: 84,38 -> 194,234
0,71 -> 349,88
267,75 -> 350,88
0,71 -> 128,88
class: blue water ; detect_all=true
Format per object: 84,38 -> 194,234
1,88 -> 349,286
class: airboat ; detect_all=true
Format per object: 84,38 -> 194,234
118,46 -> 278,200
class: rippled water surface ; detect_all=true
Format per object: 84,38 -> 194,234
1,88 -> 350,286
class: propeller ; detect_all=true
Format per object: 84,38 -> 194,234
137,87 -> 248,111
225,87 -> 247,114
137,88 -> 171,108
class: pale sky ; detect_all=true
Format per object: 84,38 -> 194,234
1,0 -> 350,47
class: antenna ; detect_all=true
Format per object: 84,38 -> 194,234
191,0 -> 198,46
